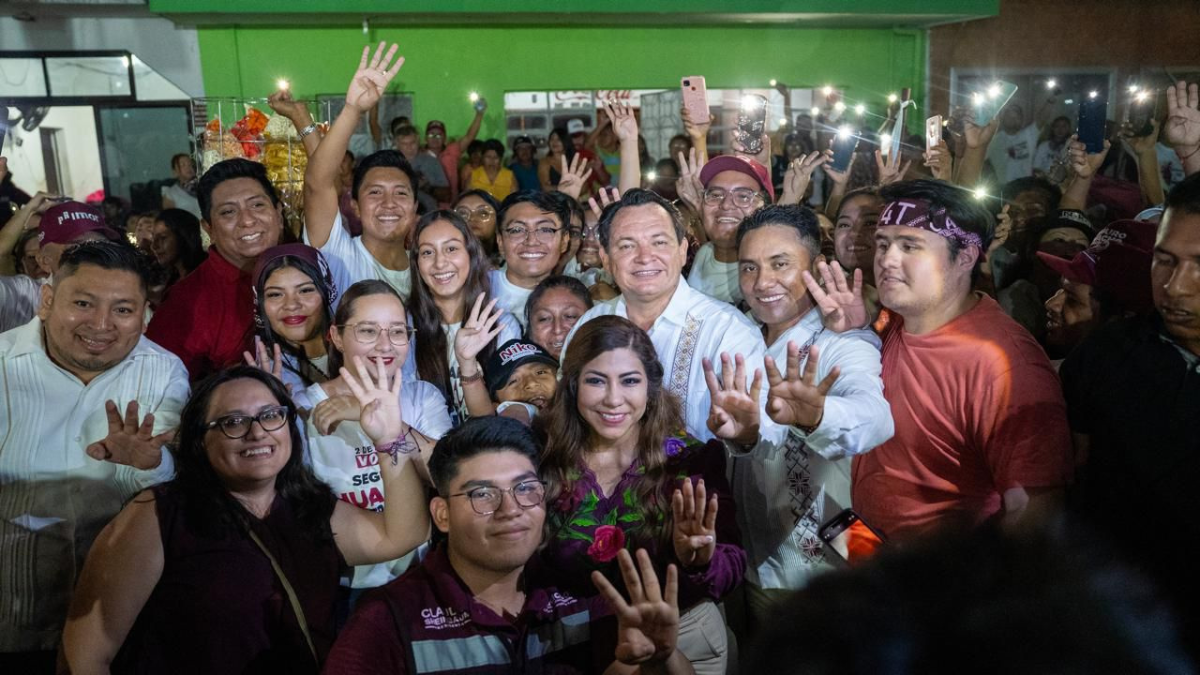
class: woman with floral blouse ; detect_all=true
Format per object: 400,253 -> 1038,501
536,315 -> 745,675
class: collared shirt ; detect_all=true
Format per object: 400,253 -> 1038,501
146,247 -> 256,381
565,278 -> 787,449
0,318 -> 187,651
686,242 -> 742,304
488,267 -> 534,330
307,211 -> 411,300
733,308 -> 893,589
323,545 -> 615,675
0,274 -> 46,334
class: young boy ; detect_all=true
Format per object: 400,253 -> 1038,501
485,338 -> 559,424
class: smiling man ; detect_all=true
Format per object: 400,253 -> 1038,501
0,241 -> 187,669
146,159 -> 283,381
1061,172 -> 1200,651
688,156 -> 773,304
848,180 -> 1071,541
490,191 -> 572,328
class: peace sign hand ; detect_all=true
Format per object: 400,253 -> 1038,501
454,293 -> 505,364
801,260 -> 868,333
676,147 -> 705,214
702,353 -> 762,447
779,150 -> 829,205
85,400 -> 175,471
592,549 -> 680,666
243,336 -> 285,384
339,355 -> 404,446
556,153 -> 594,201
765,342 -> 840,429
671,477 -> 718,568
875,149 -> 912,186
586,187 -> 621,222
346,42 -> 406,113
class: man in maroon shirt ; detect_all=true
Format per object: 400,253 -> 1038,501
146,159 -> 283,381
325,417 -> 693,675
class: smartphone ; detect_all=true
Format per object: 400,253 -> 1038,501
680,76 -> 710,126
473,96 -> 487,113
830,127 -> 859,172
819,508 -> 886,566
735,93 -> 768,156
1078,92 -> 1109,154
969,80 -> 1019,126
926,115 -> 943,151
1127,93 -> 1156,138
888,88 -> 911,159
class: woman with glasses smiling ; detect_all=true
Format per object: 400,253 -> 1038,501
290,280 -> 452,596
451,189 -> 502,267
63,364 -> 429,673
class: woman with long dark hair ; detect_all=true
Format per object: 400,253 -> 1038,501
408,210 -> 520,424
248,243 -> 337,392
536,315 -> 745,675
150,208 -> 205,289
451,188 -> 502,266
538,127 -> 575,191
63,365 -> 428,673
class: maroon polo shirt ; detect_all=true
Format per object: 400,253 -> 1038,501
146,247 -> 256,382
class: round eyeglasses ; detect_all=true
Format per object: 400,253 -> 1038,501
205,405 -> 290,440
454,206 -> 496,223
702,188 -> 762,208
338,322 -> 416,346
448,480 -> 547,516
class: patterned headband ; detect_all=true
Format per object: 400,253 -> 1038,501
878,198 -> 984,250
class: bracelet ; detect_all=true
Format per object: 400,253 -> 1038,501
798,410 -> 825,436
459,370 -> 484,384
297,123 -> 318,139
378,429 -> 418,460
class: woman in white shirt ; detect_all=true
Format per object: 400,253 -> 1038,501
407,210 -> 520,425
292,279 -> 452,591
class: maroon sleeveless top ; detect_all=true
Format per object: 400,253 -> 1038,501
112,482 -> 344,674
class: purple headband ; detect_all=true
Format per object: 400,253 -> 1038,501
252,243 -> 339,329
878,199 -> 984,250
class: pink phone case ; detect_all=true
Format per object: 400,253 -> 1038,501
681,76 -> 709,125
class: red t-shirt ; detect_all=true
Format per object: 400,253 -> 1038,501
146,248 -> 256,382
851,294 -> 1071,540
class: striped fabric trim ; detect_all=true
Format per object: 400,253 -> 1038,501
525,608 -> 591,658
412,634 -> 511,673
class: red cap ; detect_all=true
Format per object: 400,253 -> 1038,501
38,201 -> 120,246
1036,219 -> 1157,314
699,155 -> 774,202
425,120 -> 446,135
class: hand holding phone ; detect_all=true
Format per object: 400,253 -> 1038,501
926,115 -> 944,151
1078,92 -> 1109,154
680,76 -> 710,127
734,94 -> 769,156
969,80 -> 1019,126
830,126 -> 859,173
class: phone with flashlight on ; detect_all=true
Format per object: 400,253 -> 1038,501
968,80 -> 1019,126
829,126 -> 859,173
735,94 -> 769,156
819,508 -> 887,566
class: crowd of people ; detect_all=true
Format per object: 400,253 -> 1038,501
2,40 -> 1199,674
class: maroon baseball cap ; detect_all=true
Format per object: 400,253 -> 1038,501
38,201 -> 120,246
699,155 -> 775,202
1036,219 -> 1157,313
425,120 -> 446,135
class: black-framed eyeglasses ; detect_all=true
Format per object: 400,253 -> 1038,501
206,406 -> 290,440
503,225 -> 562,244
454,206 -> 496,223
448,479 -> 547,516
702,188 -> 762,208
337,322 -> 416,346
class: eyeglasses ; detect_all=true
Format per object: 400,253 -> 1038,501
338,322 -> 416,346
448,479 -> 547,516
702,188 -> 763,208
427,132 -> 445,139
454,206 -> 496,223
570,223 -> 600,240
503,225 -> 563,244
206,406 -> 290,440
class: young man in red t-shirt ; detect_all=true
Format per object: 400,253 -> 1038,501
805,179 -> 1071,541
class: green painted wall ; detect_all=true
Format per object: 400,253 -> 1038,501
197,25 -> 925,140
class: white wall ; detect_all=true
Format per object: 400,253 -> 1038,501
0,15 -> 204,98
4,106 -> 104,200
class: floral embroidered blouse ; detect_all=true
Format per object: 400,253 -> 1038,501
541,433 -> 746,611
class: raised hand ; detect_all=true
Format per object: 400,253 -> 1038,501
586,187 -> 621,222
874,149 -> 912,186
680,105 -> 713,141
732,129 -> 772,168
1122,119 -> 1160,157
592,549 -> 680,666
603,99 -> 639,144
454,293 -> 505,364
555,153 -> 594,201
1066,135 -> 1110,180
675,146 -> 705,213
801,260 -> 868,333
671,477 -> 718,568
312,394 -> 363,435
764,342 -> 840,429
243,336 -> 285,383
345,42 -> 405,114
85,401 -> 174,471
823,148 -> 852,187
266,88 -> 310,124
963,117 -> 1000,150
702,353 -> 762,446
1165,81 -> 1200,152
339,355 -> 404,446
923,139 -> 953,181
779,151 -> 829,205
